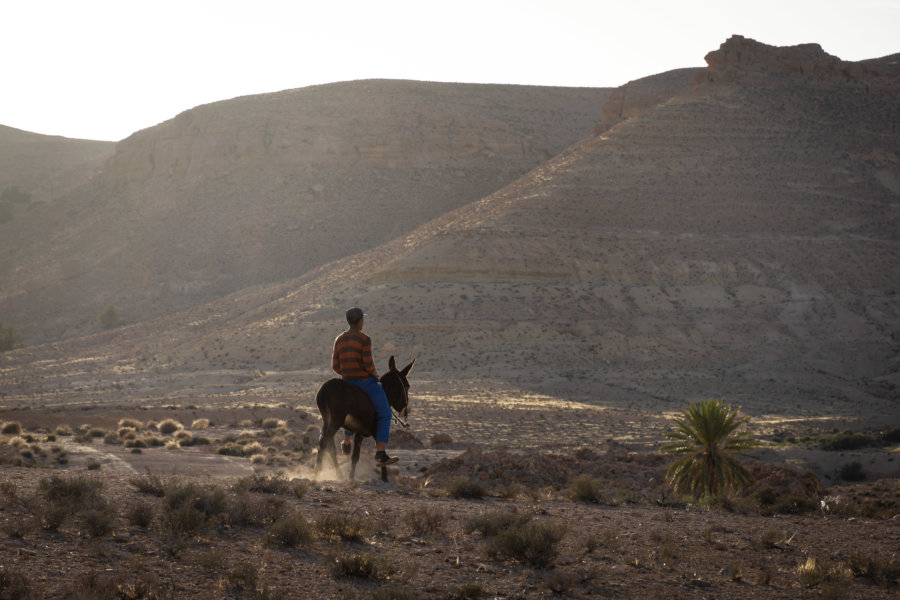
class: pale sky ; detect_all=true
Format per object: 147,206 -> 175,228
2,0 -> 898,142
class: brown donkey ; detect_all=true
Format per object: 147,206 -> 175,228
315,356 -> 415,482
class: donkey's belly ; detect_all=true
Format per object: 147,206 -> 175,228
343,415 -> 369,434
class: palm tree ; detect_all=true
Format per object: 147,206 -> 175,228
662,398 -> 758,497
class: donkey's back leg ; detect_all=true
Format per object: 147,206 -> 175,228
348,433 -> 364,480
316,425 -> 343,481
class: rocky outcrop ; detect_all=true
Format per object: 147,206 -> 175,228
697,34 -> 900,86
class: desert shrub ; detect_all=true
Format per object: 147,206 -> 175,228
566,475 -> 609,504
160,504 -> 207,536
317,511 -> 371,541
261,418 -> 286,429
332,552 -> 397,580
403,506 -> 447,536
55,425 -> 72,436
266,513 -> 315,547
447,582 -> 485,600
839,461 -> 866,482
820,430 -> 877,451
164,480 -> 227,518
250,453 -> 268,464
78,499 -> 116,537
126,501 -> 155,528
2,516 -> 35,539
157,419 -> 183,435
0,322 -> 23,352
190,418 -> 210,429
447,478 -> 486,499
117,418 -> 143,431
232,470 -> 303,497
757,529 -> 791,549
0,565 -> 31,599
847,554 -> 900,587
776,495 -> 819,515
70,570 -> 174,600
483,520 -> 567,567
217,442 -> 245,456
224,562 -> 259,592
97,304 -> 125,330
228,493 -> 287,528
0,421 -> 22,435
39,473 -> 103,505
130,471 -> 166,497
796,556 -> 852,588
464,510 -> 532,536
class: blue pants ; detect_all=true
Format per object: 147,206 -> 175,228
345,376 -> 391,443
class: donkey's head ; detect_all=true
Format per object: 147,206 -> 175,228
380,355 -> 416,421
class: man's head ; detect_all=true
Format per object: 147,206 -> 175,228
345,307 -> 365,327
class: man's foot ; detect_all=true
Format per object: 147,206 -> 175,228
374,450 -> 398,466
341,441 -> 352,455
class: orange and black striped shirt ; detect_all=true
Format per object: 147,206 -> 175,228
332,330 -> 377,380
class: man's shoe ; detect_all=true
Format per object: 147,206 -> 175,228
374,451 -> 398,466
341,441 -> 352,455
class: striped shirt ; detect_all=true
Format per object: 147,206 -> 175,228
332,329 -> 377,380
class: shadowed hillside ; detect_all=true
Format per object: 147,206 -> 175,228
2,37 -> 896,427
0,81 -> 610,343
0,125 -> 114,219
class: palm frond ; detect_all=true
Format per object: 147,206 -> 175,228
661,398 -> 758,497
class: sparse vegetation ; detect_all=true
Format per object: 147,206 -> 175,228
97,304 -> 125,330
0,322 -> 23,352
662,398 -> 758,497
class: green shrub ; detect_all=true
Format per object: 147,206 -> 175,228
98,304 -> 125,330
566,475 -> 606,503
0,322 -> 23,352
821,431 -> 877,451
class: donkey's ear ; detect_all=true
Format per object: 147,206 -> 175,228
388,355 -> 397,372
401,357 -> 416,377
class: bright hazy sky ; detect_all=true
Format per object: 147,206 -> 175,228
3,0 -> 898,141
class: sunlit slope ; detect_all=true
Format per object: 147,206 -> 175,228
0,80 -> 610,343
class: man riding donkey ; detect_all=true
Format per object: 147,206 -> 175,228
331,307 -> 398,467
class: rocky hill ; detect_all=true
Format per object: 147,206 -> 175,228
2,36 -> 896,428
0,125 -> 114,220
0,81 -> 610,343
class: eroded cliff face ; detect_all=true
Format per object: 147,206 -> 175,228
699,34 -> 900,85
